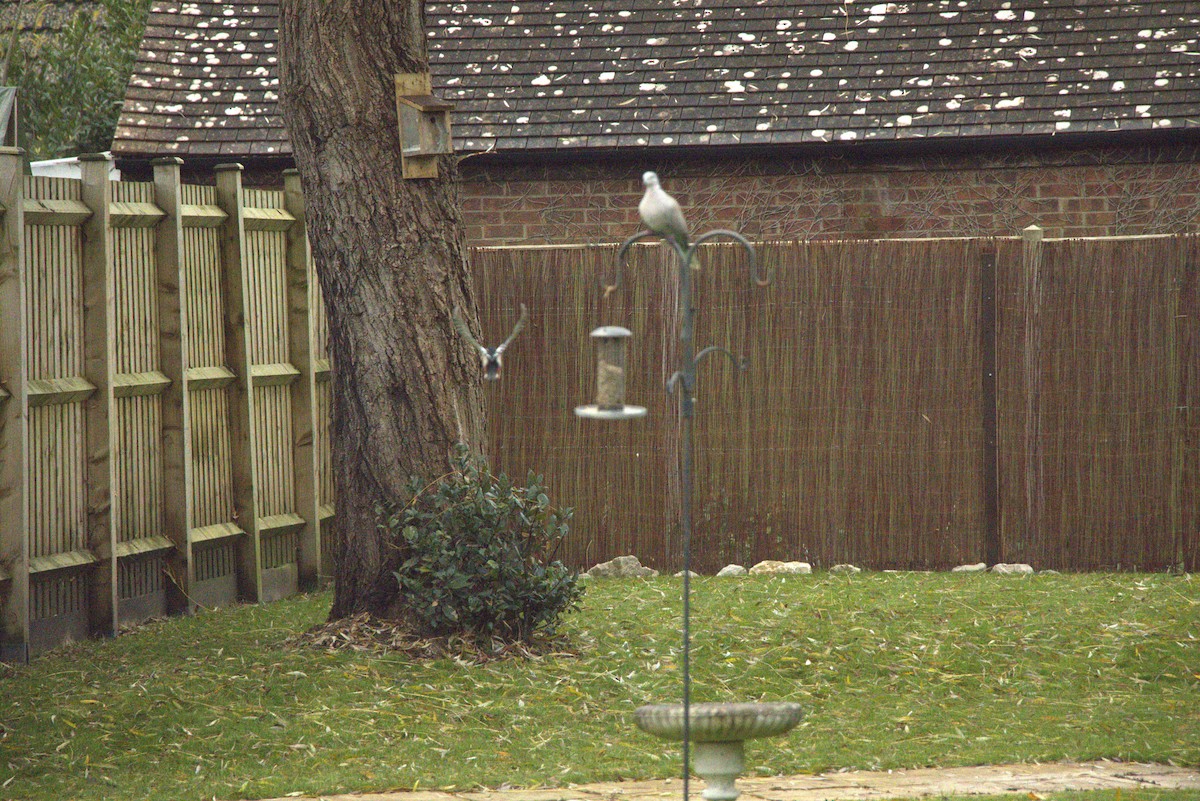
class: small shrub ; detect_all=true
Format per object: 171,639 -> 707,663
379,445 -> 583,643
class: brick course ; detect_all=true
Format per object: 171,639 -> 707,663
151,140 -> 1200,244
460,142 -> 1200,245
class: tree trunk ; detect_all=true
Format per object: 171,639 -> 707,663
278,0 -> 485,619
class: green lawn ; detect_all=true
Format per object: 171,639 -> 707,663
1,572 -> 1197,801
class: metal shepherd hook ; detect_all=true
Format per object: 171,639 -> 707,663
622,171 -> 769,801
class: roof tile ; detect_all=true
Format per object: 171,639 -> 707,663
114,0 -> 1200,159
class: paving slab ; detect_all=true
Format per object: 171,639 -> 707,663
256,761 -> 1200,801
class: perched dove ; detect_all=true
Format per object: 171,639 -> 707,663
452,303 -> 529,381
639,171 -> 699,268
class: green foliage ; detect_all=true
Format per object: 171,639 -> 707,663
380,445 -> 583,642
1,0 -> 151,159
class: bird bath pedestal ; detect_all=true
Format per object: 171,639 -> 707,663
635,702 -> 803,801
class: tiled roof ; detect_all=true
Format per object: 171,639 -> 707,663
114,1 -> 286,158
113,0 -> 1200,160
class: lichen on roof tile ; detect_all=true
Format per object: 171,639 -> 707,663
114,0 -> 1200,159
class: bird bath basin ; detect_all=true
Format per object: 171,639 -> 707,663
635,702 -> 803,801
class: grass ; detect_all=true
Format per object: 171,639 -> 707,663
0,572 -> 1197,801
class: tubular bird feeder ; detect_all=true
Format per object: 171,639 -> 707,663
575,326 -> 647,420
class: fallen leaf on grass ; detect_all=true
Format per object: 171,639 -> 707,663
286,612 -> 574,662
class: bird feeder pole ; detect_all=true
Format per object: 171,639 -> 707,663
583,214 -> 770,801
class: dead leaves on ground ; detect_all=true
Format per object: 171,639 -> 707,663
286,612 -> 576,663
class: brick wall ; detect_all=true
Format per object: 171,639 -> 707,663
460,141 -> 1200,245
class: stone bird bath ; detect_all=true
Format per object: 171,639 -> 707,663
635,702 -> 804,800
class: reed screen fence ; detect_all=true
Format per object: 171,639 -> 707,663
476,234 -> 1197,576
0,151 -> 1195,660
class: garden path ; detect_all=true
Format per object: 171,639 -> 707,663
260,760 -> 1200,801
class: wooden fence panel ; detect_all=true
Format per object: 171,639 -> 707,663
475,245 -> 679,570
997,234 -> 1199,570
27,170 -> 95,652
179,181 -> 240,611
109,178 -> 174,626
0,162 -> 330,659
243,184 -> 310,602
476,240 -> 987,572
689,239 -> 986,572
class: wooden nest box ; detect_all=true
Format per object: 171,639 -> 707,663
395,73 -> 455,179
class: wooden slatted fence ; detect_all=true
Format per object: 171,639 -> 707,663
0,153 -> 332,661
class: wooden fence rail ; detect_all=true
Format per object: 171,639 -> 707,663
0,151 -> 333,661
1,151 -> 1196,661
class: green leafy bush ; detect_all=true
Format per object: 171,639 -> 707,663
379,446 -> 583,643
2,0 -> 152,159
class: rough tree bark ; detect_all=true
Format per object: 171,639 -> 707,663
278,0 -> 486,619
